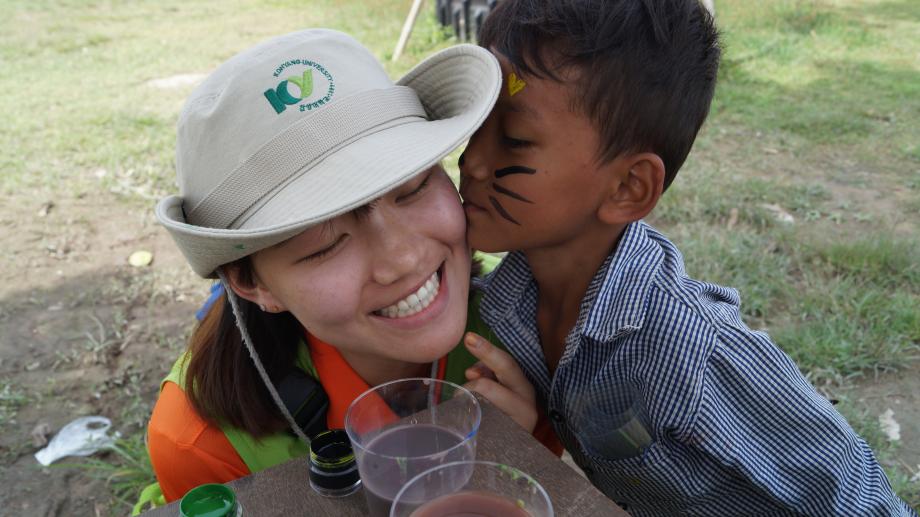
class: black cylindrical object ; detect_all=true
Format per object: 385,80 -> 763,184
309,429 -> 361,498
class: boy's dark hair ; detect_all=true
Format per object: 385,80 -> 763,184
480,0 -> 720,190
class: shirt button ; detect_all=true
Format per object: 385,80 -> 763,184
549,410 -> 564,423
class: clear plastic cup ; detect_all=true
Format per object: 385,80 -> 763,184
390,461 -> 553,517
345,378 -> 480,517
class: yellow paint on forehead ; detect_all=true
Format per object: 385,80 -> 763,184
507,72 -> 526,97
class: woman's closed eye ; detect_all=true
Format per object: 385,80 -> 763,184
301,233 -> 348,262
396,171 -> 432,202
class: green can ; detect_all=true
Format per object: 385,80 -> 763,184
179,483 -> 242,517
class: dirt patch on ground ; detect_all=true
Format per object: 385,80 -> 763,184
0,189 -> 207,515
812,148 -> 920,238
846,363 -> 920,478
697,125 -> 920,238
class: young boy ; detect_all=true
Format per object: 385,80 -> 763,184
458,1 -> 916,515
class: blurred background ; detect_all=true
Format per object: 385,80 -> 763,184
0,0 -> 917,514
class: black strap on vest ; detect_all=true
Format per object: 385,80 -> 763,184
277,369 -> 329,439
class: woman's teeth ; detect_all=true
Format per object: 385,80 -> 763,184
377,271 -> 440,318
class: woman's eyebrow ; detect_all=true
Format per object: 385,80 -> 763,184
351,198 -> 379,221
318,219 -> 337,240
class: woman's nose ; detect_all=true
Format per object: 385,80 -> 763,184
369,211 -> 425,286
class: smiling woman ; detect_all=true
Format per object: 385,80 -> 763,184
142,29 -> 552,504
230,168 -> 470,384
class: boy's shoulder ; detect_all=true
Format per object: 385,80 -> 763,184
478,221 -> 767,396
638,224 -> 747,335
593,222 -> 746,337
478,221 -> 744,338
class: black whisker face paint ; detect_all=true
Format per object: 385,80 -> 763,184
493,183 -> 533,204
487,165 -> 537,225
489,196 -> 521,225
494,166 -> 536,178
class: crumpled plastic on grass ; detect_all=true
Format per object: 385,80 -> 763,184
34,416 -> 116,466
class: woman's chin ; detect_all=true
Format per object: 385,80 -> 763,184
397,326 -> 467,365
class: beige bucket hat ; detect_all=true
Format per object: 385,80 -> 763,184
156,29 -> 500,278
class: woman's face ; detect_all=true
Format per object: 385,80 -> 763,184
244,166 -> 470,364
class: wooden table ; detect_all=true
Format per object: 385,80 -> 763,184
144,397 -> 630,516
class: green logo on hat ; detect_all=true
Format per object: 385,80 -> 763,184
264,59 -> 335,114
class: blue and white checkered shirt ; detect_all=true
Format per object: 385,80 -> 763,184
477,221 -> 915,516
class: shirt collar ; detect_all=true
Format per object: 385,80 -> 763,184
480,221 -> 663,342
477,248 -> 535,323
582,221 -> 663,341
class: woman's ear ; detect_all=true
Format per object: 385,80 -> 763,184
222,264 -> 286,313
597,153 -> 665,225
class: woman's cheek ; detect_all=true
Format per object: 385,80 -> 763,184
429,183 -> 468,245
291,283 -> 362,330
282,261 -> 365,329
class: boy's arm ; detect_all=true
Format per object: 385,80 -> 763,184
688,325 -> 915,516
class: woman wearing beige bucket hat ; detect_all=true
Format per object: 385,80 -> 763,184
145,29 -> 549,503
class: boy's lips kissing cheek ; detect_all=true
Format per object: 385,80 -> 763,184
463,198 -> 488,217
460,186 -> 490,218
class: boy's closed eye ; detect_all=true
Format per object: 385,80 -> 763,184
503,134 -> 532,149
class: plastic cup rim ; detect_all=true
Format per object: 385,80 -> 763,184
344,377 -> 482,460
389,460 -> 554,517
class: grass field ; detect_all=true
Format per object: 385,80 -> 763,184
1,0 -> 917,513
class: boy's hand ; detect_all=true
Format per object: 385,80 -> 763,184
462,332 -> 538,433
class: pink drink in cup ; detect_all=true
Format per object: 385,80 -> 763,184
345,378 -> 480,517
391,461 -> 553,517
409,491 -> 531,517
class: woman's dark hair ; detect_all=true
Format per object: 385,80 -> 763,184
184,257 -> 301,437
480,0 -> 721,190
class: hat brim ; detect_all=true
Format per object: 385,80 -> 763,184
156,44 -> 500,278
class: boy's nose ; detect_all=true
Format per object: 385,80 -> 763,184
458,139 -> 491,181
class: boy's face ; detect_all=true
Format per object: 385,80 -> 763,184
459,53 -> 623,253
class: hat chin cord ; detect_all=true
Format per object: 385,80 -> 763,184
217,270 -> 312,446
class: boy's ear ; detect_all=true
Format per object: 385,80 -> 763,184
222,264 -> 286,312
597,153 -> 665,225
